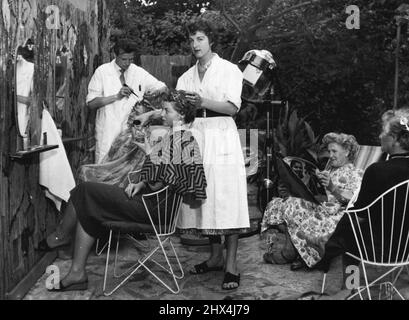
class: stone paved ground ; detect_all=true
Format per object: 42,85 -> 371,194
23,230 -> 409,300
23,183 -> 409,300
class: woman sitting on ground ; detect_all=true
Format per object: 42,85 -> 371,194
43,91 -> 207,291
261,132 -> 363,270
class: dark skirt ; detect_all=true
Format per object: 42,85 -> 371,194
70,182 -> 172,239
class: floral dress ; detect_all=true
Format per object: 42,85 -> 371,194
261,163 -> 363,267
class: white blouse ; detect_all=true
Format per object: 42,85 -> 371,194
86,60 -> 165,163
176,54 -> 243,109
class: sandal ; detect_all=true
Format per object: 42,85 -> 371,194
222,272 -> 240,290
189,261 -> 224,275
48,279 -> 88,292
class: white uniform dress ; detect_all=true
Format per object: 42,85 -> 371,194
86,60 -> 165,163
176,54 -> 250,234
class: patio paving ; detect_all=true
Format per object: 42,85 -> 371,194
23,183 -> 409,300
23,228 -> 409,300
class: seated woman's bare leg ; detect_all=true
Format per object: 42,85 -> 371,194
59,221 -> 95,287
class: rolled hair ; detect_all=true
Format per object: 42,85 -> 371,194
166,90 -> 197,124
322,132 -> 359,163
382,108 -> 409,150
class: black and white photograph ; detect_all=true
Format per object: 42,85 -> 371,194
1,0 -> 409,308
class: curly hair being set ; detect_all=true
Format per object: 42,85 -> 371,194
166,90 -> 197,124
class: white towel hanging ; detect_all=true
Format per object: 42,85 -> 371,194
39,109 -> 76,211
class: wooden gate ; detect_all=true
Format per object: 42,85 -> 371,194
140,55 -> 192,90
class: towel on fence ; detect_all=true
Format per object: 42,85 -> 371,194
39,109 -> 76,211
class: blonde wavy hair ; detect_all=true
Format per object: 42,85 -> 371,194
322,132 -> 359,163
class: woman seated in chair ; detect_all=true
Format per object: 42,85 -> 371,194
77,92 -> 169,188
44,91 -> 207,291
261,132 -> 363,270
38,96 -> 170,252
318,108 -> 409,289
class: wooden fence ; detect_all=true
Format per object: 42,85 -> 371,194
141,55 -> 192,89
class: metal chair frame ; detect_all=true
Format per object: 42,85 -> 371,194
102,185 -> 184,296
321,179 -> 409,300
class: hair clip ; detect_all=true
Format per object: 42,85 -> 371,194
400,116 -> 409,131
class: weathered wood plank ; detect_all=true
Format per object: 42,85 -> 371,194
141,55 -> 192,89
5,252 -> 57,300
0,0 -> 110,300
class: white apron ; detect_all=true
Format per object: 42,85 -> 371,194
176,54 -> 250,232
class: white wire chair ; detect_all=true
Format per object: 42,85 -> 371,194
322,179 -> 409,300
101,185 -> 184,296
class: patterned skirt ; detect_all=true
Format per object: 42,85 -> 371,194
261,196 -> 345,267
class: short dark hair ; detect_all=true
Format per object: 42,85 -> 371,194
186,19 -> 216,45
113,39 -> 136,56
166,90 -> 197,124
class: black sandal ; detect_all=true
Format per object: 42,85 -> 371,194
222,272 -> 240,290
189,261 -> 224,275
48,279 -> 88,292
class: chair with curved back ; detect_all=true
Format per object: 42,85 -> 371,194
322,179 -> 409,300
101,184 -> 184,296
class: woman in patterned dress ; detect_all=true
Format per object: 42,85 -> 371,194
261,132 -> 363,269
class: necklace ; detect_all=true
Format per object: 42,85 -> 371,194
198,54 -> 215,73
